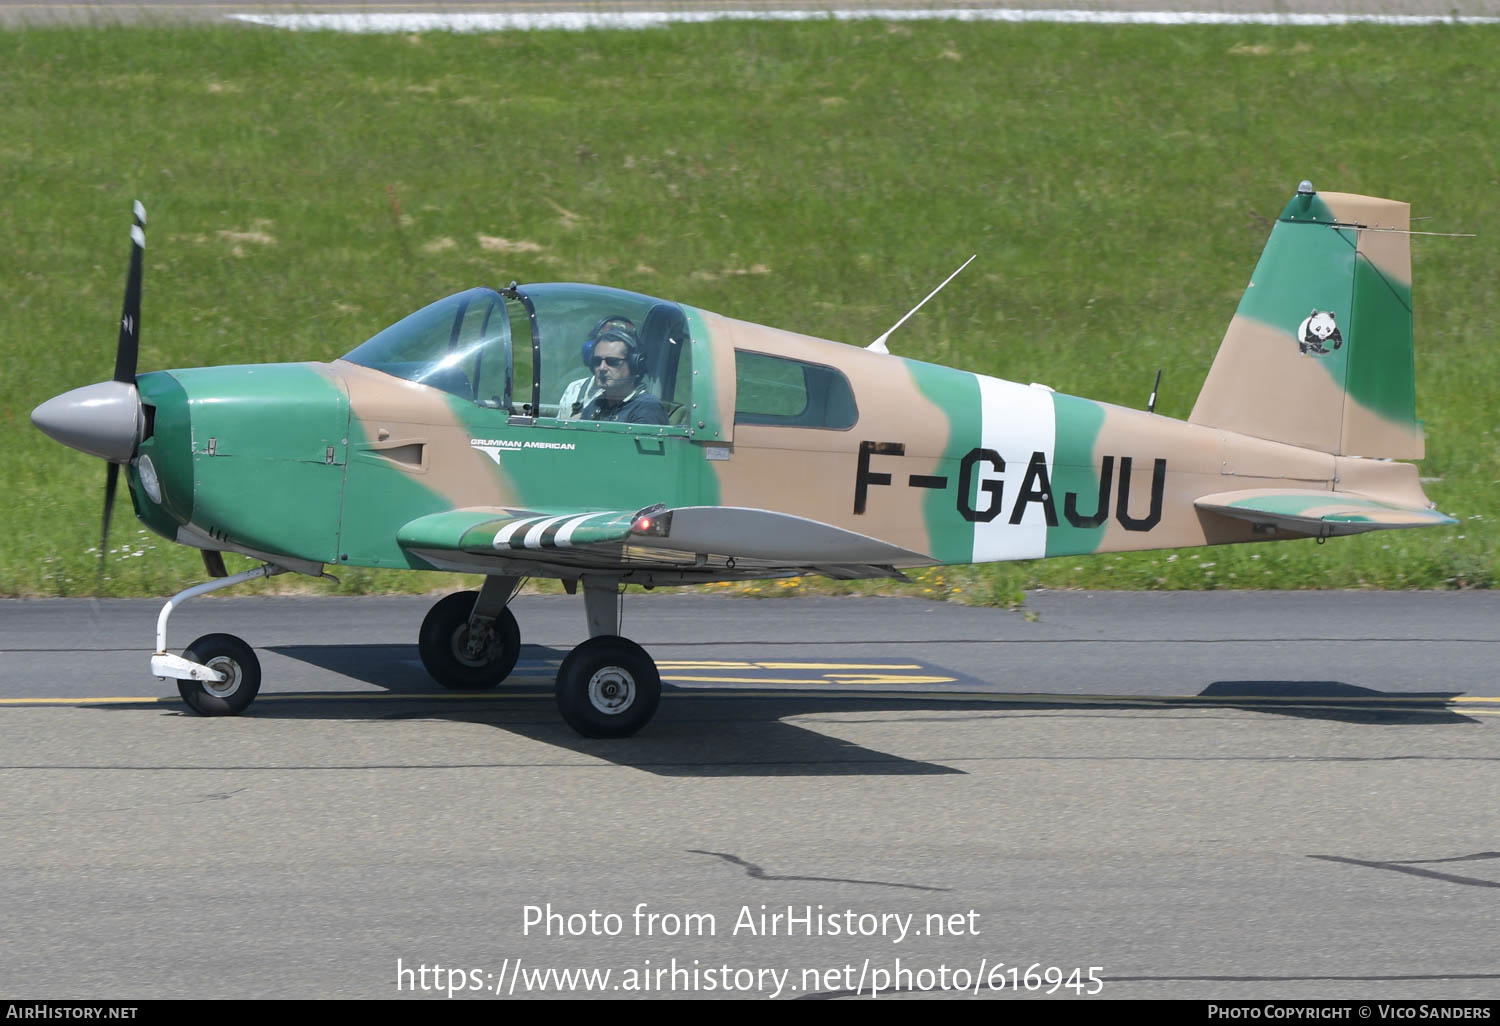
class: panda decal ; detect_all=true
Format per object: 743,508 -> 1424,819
1297,309 -> 1344,355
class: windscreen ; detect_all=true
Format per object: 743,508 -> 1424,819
342,288 -> 514,407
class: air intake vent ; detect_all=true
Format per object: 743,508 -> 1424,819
375,442 -> 425,469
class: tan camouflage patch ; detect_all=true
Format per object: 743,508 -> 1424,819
1083,402 -> 1254,552
1082,402 -> 1438,555
1332,455 -> 1432,509
709,318 -> 949,558
686,308 -> 738,444
1341,401 -> 1424,461
1219,432 -> 1337,483
1320,191 -> 1411,283
335,359 -> 518,509
1190,315 -> 1348,453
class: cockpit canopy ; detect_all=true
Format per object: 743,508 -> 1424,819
342,283 -> 692,424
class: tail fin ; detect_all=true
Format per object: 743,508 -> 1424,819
1189,183 -> 1423,459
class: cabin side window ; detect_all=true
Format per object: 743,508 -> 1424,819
733,350 -> 857,429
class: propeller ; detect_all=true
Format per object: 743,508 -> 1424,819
114,202 -> 145,384
101,202 -> 147,573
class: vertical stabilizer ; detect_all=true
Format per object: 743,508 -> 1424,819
1189,183 -> 1423,459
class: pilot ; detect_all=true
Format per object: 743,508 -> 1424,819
580,324 -> 667,424
560,316 -> 634,419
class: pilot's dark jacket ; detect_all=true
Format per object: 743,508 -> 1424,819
581,389 -> 668,425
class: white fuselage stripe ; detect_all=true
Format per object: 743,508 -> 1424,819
971,376 -> 1056,564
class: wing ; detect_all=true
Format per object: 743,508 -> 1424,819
397,507 -> 638,555
1195,488 -> 1457,537
395,505 -> 932,581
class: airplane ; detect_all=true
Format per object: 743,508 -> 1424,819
31,182 -> 1455,738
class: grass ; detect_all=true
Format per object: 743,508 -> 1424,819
1,19 -> 1495,601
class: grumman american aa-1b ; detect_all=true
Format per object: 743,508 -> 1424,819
31,184 -> 1454,737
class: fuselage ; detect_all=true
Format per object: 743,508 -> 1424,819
120,288 -> 1431,578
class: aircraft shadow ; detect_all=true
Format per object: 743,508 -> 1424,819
264,645 -> 1480,722
260,643 -> 968,778
77,646 -> 1479,777
268,645 -> 1477,722
1193,680 -> 1473,725
140,646 -> 1471,780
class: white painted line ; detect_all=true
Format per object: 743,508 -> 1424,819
230,9 -> 1500,33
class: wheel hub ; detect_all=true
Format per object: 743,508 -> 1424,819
587,666 -> 636,715
452,622 -> 495,666
201,656 -> 241,698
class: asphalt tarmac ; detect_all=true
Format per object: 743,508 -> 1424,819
1,591 -> 1496,999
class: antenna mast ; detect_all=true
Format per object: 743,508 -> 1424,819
867,255 -> 976,354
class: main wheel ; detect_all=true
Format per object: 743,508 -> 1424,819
554,635 -> 661,739
178,633 -> 261,716
418,591 -> 521,689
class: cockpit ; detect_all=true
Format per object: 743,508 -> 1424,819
342,284 -> 692,427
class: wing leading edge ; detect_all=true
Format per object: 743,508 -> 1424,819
395,505 -> 931,579
395,507 -> 638,554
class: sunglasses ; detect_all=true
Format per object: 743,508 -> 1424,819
590,356 -> 627,368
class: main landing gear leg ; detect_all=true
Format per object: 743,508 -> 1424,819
151,563 -> 286,716
418,575 -> 523,690
554,576 -> 662,739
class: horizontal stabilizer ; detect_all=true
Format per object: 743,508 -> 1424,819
1195,488 -> 1456,537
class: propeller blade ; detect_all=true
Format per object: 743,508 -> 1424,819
101,461 -> 120,573
113,201 -> 146,385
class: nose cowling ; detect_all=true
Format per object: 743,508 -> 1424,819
31,380 -> 145,463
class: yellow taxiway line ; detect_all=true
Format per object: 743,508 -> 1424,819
3,692 -> 1498,714
4,660 -> 1497,710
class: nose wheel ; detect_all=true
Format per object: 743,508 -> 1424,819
176,633 -> 261,716
555,636 -> 661,739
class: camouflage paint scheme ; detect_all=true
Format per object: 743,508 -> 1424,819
1190,190 -> 1423,459
122,186 -> 1452,586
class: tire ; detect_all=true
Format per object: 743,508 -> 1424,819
418,591 -> 521,690
178,633 -> 261,716
554,635 -> 661,739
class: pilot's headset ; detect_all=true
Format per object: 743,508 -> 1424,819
581,317 -> 647,378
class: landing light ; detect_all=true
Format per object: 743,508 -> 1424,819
136,454 -> 162,504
